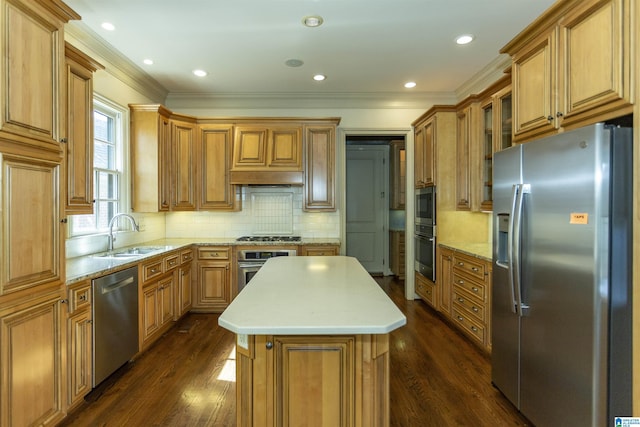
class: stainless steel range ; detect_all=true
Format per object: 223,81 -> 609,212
236,242 -> 298,292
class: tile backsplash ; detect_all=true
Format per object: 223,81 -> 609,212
164,186 -> 339,239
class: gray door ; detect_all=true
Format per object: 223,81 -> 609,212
345,146 -> 387,273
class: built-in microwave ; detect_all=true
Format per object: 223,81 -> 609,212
415,186 -> 436,226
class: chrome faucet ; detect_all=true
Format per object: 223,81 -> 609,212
108,213 -> 140,251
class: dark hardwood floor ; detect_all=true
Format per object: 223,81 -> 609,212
60,276 -> 531,426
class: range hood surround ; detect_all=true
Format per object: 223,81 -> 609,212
229,170 -> 304,186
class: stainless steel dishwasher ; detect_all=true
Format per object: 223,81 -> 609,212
92,266 -> 139,387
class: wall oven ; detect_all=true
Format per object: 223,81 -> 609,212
415,186 -> 436,226
415,224 -> 435,281
237,248 -> 297,292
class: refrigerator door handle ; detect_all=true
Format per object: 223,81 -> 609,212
513,183 -> 531,317
506,184 -> 519,314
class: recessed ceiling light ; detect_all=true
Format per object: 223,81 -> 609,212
313,74 -> 326,81
193,69 -> 208,77
456,34 -> 474,45
302,15 -> 324,28
285,59 -> 304,68
101,22 -> 115,31
143,59 -> 154,65
404,81 -> 417,89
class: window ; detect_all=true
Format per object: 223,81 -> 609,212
70,97 -> 129,237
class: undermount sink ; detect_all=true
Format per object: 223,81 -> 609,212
94,246 -> 165,259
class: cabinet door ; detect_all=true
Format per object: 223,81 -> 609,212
559,0 -> 631,127
233,126 -> 268,168
68,308 -> 92,407
304,125 -> 336,211
0,292 -> 66,427
273,335 -> 355,427
0,154 -> 61,296
172,120 -> 196,210
158,116 -> 172,211
159,276 -> 174,326
0,0 -> 71,150
415,119 -> 436,188
389,140 -> 406,210
176,262 -> 192,319
194,262 -> 230,312
478,98 -> 494,211
64,44 -> 102,214
414,125 -> 424,188
437,248 -> 453,317
456,107 -> 472,211
512,29 -> 557,140
142,283 -> 160,342
197,124 -> 237,210
269,127 -> 302,169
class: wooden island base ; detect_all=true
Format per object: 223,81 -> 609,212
235,333 -> 390,427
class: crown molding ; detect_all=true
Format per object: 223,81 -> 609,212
166,91 -> 457,110
65,21 -> 169,102
455,54 -> 512,100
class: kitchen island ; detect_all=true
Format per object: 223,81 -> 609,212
218,256 -> 406,427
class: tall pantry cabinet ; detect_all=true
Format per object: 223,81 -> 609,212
0,0 -> 80,426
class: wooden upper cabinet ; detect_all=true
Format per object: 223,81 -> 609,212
171,118 -> 196,211
64,43 -> 104,215
304,124 -> 336,211
502,0 -> 633,142
232,125 -> 302,170
389,140 -> 406,210
130,104 -> 173,212
414,118 -> 435,188
456,103 -> 475,211
0,0 -> 79,152
197,124 -> 239,211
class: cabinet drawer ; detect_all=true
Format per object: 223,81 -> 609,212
415,275 -> 436,307
452,307 -> 485,345
303,247 -> 338,256
181,249 -> 193,264
452,288 -> 485,323
452,254 -> 486,281
142,260 -> 164,282
164,253 -> 180,271
198,247 -> 230,260
68,282 -> 91,314
452,272 -> 486,301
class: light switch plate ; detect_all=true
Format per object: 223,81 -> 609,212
237,333 -> 249,350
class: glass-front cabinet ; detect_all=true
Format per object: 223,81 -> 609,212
477,80 -> 512,211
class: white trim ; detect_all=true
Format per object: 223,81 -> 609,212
338,127 -> 415,300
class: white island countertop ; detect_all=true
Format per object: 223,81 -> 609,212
218,256 -> 407,335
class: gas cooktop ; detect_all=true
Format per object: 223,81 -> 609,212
236,235 -> 302,242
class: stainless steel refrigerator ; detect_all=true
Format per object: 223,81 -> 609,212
491,123 -> 632,426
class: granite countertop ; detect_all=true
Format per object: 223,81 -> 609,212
65,237 -> 341,285
218,256 -> 407,335
438,241 -> 492,261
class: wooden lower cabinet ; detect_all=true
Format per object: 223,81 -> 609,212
389,231 -> 405,280
66,280 -> 92,409
175,261 -> 193,319
414,271 -> 436,309
192,247 -> 231,313
299,244 -> 340,256
236,333 -> 390,427
437,247 -> 453,316
0,290 -> 66,427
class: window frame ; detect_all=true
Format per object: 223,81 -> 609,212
68,95 -> 130,238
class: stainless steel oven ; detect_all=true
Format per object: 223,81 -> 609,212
237,248 -> 297,292
415,224 -> 435,281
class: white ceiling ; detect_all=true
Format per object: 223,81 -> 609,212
64,0 -> 556,102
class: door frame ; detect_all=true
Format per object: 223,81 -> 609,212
338,127 -> 416,300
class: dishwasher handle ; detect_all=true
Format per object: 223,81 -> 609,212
100,276 -> 135,294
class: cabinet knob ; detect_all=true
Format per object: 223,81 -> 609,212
78,295 -> 86,301
556,111 -> 563,118
472,287 -> 479,293
60,137 -> 68,143
266,341 -> 273,350
471,267 -> 479,272
60,299 -> 68,304
547,115 -> 554,122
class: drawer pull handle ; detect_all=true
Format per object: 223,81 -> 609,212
472,306 -> 479,313
471,267 -> 479,272
471,326 -> 478,332
472,287 -> 479,293
457,297 -> 464,303
78,295 -> 86,301
150,268 -> 158,273
169,260 -> 176,265
457,316 -> 464,322
457,262 -> 464,266
457,280 -> 464,285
